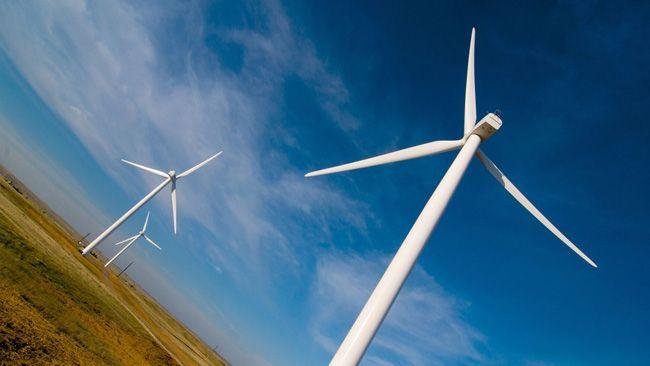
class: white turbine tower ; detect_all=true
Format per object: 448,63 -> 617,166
82,151 -> 222,255
306,28 -> 597,366
104,212 -> 161,267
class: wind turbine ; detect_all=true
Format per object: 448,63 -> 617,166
305,28 -> 597,366
82,151 -> 222,255
104,212 -> 160,267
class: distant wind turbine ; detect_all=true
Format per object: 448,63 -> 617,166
105,212 -> 160,267
82,151 -> 222,255
306,28 -> 597,366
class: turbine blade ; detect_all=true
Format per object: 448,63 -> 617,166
143,235 -> 162,250
171,180 -> 177,234
121,159 -> 168,178
105,236 -> 138,267
114,235 -> 139,246
177,151 -> 223,178
142,211 -> 150,232
305,139 -> 464,177
476,150 -> 597,267
464,28 -> 477,134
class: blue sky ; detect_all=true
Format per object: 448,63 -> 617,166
0,1 -> 649,365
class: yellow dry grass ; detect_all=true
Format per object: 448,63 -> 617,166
0,176 -> 226,366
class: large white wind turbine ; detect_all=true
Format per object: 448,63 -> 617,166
306,28 -> 597,366
82,151 -> 222,255
104,212 -> 161,267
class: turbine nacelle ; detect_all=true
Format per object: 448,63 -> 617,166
120,151 -> 222,234
469,112 -> 502,141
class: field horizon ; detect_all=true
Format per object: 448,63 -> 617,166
0,164 -> 227,366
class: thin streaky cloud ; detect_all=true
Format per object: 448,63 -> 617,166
0,1 -> 371,364
310,250 -> 485,365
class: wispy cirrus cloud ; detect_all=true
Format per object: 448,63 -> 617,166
0,1 -> 488,365
0,0 -> 364,291
310,250 -> 485,365
0,0 -> 368,364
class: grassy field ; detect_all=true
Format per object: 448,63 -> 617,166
0,173 -> 226,366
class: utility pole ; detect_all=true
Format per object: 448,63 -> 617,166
117,261 -> 134,278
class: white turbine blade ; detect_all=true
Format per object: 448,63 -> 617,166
476,150 -> 597,267
171,180 -> 177,234
142,211 -> 150,232
121,159 -> 168,178
305,139 -> 464,177
114,235 -> 139,246
143,235 -> 162,250
105,236 -> 138,267
464,27 -> 477,134
177,151 -> 223,178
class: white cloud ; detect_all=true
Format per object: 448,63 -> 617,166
310,250 -> 485,365
0,1 -> 368,364
0,0 -> 364,292
0,1 -> 488,365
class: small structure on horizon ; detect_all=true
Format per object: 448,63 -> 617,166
117,261 -> 134,278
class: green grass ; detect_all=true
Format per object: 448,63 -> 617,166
0,178 -> 176,365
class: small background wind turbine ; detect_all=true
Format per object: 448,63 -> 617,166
82,151 -> 222,255
104,212 -> 161,268
306,28 -> 597,366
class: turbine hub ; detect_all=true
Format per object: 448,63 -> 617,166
168,170 -> 176,177
470,112 -> 502,141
